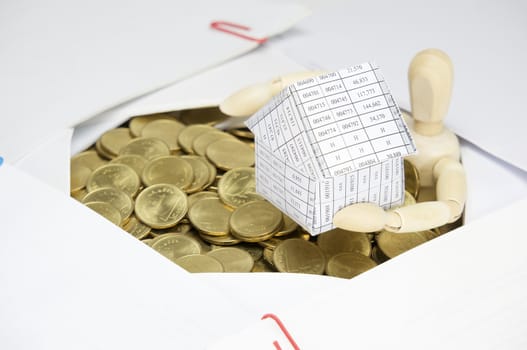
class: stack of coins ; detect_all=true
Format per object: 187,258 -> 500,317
70,107 -> 463,278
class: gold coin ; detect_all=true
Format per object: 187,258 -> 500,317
150,223 -> 193,237
174,254 -> 224,273
192,130 -> 235,156
140,119 -> 186,152
129,112 -> 179,137
206,247 -> 254,272
227,128 -> 254,140
188,198 -> 232,236
71,188 -> 88,202
206,138 -> 255,170
273,238 -> 326,274
404,159 -> 420,199
85,201 -> 122,226
187,191 -> 219,209
316,228 -> 372,258
376,229 -> 438,259
263,247 -> 276,267
70,164 -> 91,192
122,215 -> 151,239
326,252 -> 377,279
95,138 -> 115,159
252,259 -> 275,272
119,137 -> 170,160
141,238 -> 154,246
71,150 -> 107,171
217,167 -> 263,208
99,127 -> 133,157
230,200 -> 283,242
180,155 -> 211,193
177,124 -> 217,154
134,184 -> 188,229
110,154 -> 147,179
141,156 -> 193,190
86,163 -> 140,197
199,231 -> 241,246
150,233 -> 201,262
178,106 -> 228,126
236,243 -> 264,262
82,187 -> 134,222
370,246 -> 388,264
275,214 -> 299,237
403,190 -> 416,206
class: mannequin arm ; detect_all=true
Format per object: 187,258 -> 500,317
219,70 -> 323,117
333,158 -> 466,233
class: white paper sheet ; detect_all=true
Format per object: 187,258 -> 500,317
270,0 -> 527,172
0,162 -> 252,349
209,198 -> 527,349
0,0 -> 309,163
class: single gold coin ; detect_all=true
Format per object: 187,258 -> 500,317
206,138 -> 255,170
119,137 -> 170,160
70,164 -> 92,192
82,187 -> 134,222
135,184 -> 188,229
180,155 -> 211,193
122,215 -> 151,239
192,130 -> 235,156
403,190 -> 417,206
174,254 -> 224,273
202,158 -> 217,188
206,247 -> 254,272
187,191 -> 219,209
273,238 -> 326,274
316,228 -> 372,258
188,198 -> 232,236
151,233 -> 201,262
263,247 -> 276,267
404,159 -> 420,199
218,167 -> 263,208
230,200 -> 283,242
326,252 -> 377,279
251,259 -> 275,272
236,243 -> 264,262
199,231 -> 241,246
110,154 -> 147,179
86,163 -> 140,197
95,138 -> 115,159
85,201 -> 122,226
275,214 -> 299,237
129,112 -> 179,137
177,124 -> 217,154
178,106 -> 229,126
71,150 -> 107,171
99,127 -> 133,157
140,119 -> 186,152
376,229 -> 439,259
141,156 -> 193,190
71,188 -> 88,202
227,128 -> 254,140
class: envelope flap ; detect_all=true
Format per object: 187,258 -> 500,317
0,0 -> 309,162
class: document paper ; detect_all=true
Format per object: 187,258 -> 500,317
246,63 -> 416,234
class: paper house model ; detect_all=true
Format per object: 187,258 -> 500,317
246,63 -> 417,235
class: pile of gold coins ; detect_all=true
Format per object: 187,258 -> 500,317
71,107 -> 462,278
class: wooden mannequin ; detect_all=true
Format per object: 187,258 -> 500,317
334,49 -> 466,233
220,49 -> 466,234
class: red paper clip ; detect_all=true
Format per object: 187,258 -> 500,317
210,21 -> 268,44
261,313 -> 300,350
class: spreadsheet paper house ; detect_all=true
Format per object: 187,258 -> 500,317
246,63 -> 416,235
